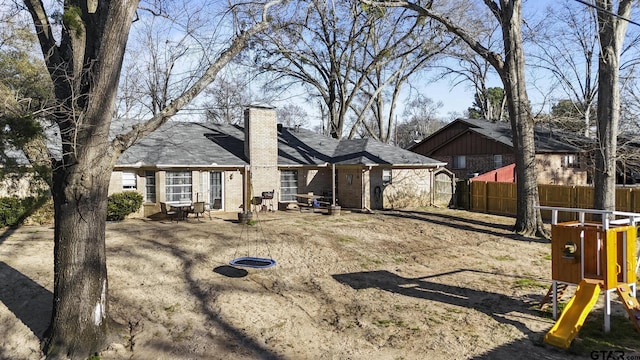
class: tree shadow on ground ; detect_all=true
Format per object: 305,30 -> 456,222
332,269 -> 547,345
0,227 -> 17,247
470,337 -> 577,359
380,209 -> 549,244
0,261 -> 52,340
132,237 -> 284,360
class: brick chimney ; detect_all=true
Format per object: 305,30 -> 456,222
244,104 -> 279,198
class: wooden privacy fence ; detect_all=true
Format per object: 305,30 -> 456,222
468,181 -> 640,221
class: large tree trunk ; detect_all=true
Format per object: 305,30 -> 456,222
21,1 -> 279,358
44,149 -> 115,359
593,0 -> 631,212
367,0 -> 549,237
594,48 -> 619,212
500,0 -> 546,237
23,2 -> 139,358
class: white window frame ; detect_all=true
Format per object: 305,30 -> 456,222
166,171 -> 192,202
382,169 -> 392,185
563,154 -> 580,168
280,170 -> 298,202
145,171 -> 156,202
122,171 -> 137,190
199,171 -> 209,204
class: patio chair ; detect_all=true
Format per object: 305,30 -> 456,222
192,201 -> 208,220
251,196 -> 263,212
160,202 -> 178,222
212,198 -> 222,210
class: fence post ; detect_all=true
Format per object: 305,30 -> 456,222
484,181 -> 488,213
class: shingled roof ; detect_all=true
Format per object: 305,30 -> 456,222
409,118 -> 591,154
117,121 -> 445,168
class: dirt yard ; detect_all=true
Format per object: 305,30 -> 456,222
0,207 -> 634,359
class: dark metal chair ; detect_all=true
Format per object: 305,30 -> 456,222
160,202 -> 178,222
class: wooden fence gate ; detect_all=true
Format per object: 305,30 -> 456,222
433,169 -> 454,207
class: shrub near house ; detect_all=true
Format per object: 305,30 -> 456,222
107,192 -> 143,221
0,196 -> 50,227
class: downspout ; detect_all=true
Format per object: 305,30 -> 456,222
332,163 -> 336,206
243,165 -> 248,213
430,169 -> 434,206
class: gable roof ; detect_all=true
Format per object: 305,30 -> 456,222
409,118 -> 590,154
117,121 -> 445,168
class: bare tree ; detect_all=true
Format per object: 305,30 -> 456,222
116,3 -> 242,122
528,0 -> 599,137
440,30 -> 508,122
203,72 -> 252,124
621,79 -> 640,133
364,0 -> 547,237
593,0 -> 633,212
277,103 -> 309,127
256,0 -> 448,139
345,11 -> 454,141
20,1 -> 282,358
395,94 -> 444,148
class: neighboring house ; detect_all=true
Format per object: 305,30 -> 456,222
408,118 -> 590,185
111,105 -> 449,217
0,147 -> 48,198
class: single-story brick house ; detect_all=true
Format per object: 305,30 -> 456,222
111,105 -> 449,217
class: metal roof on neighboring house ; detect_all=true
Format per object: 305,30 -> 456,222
117,121 -> 446,168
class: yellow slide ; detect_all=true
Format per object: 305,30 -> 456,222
544,280 -> 600,349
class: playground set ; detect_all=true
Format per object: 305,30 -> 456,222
537,206 -> 640,349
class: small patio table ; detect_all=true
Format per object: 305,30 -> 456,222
167,202 -> 192,220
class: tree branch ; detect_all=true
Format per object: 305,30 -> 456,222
22,0 -> 60,69
362,0 -> 504,72
112,0 -> 282,155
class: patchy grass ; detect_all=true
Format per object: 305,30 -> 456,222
513,278 -> 547,289
373,318 -> 418,330
393,256 -> 407,264
337,236 -> 356,243
569,313 -> 640,356
164,303 -> 179,314
7,207 -> 639,359
361,257 -> 384,269
374,319 -> 394,327
539,300 -> 570,320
